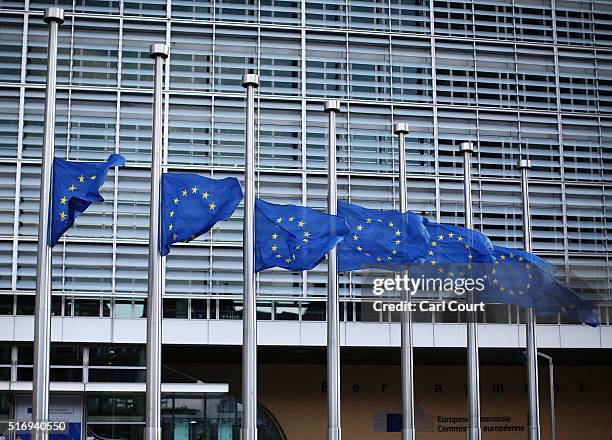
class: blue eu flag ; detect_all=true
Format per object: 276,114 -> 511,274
413,219 -> 495,277
160,173 -> 243,256
50,154 -> 126,247
478,246 -> 600,327
337,201 -> 430,272
255,199 -> 349,272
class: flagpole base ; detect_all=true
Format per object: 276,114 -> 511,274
144,427 -> 161,440
327,427 -> 341,440
241,427 -> 258,440
467,426 -> 481,440
402,427 -> 416,440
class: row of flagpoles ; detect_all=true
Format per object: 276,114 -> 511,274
29,8 -> 582,440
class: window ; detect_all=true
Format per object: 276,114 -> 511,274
348,35 -> 391,101
121,20 -> 165,89
167,95 -> 213,166
214,27 -> 257,93
391,37 -> 432,103
170,23 -> 213,92
71,18 -> 119,87
306,0 -> 346,28
0,14 -> 22,82
558,48 -> 598,113
260,29 -> 301,96
475,42 -> 517,108
390,0 -> 430,34
306,33 -> 348,99
435,40 -> 476,106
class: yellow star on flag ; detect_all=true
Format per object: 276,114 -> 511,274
68,184 -> 76,191
209,202 -> 216,210
78,175 -> 85,183
202,191 -> 209,199
192,185 -> 198,193
60,196 -> 67,204
59,211 -> 67,221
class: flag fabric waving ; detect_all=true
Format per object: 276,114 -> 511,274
337,201 -> 430,272
477,245 -> 600,327
160,173 -> 243,256
50,154 -> 126,247
410,219 -> 496,282
255,198 -> 349,272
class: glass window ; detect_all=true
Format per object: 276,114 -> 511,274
89,346 -> 145,367
0,295 -> 13,315
475,42 -> 517,108
257,301 -> 273,320
172,0 -> 212,20
348,0 -> 388,31
306,33 -> 348,99
122,20 -> 165,89
16,295 -> 34,315
514,0 -> 553,42
114,299 -> 133,318
258,100 -> 302,170
435,40 -> 476,106
0,88 -> 19,158
67,90 -> 118,162
219,300 -> 243,319
165,245 -> 211,295
260,29 -> 301,96
474,0 -> 514,40
556,0 -> 595,46
306,0 -> 346,28
274,301 -> 299,320
300,301 -> 325,321
214,27 -> 257,93
390,0 -> 430,33
348,35 -> 391,101
87,395 -> 145,422
71,18 -> 119,87
191,299 -> 207,319
215,0 -> 257,22
0,13 -> 23,82
261,0 -> 300,25
74,298 -> 101,317
163,298 -> 189,319
434,0 -> 473,38
391,37 -> 433,103
170,23 -> 213,92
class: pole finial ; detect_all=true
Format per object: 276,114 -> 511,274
242,74 -> 260,88
43,7 -> 64,24
518,159 -> 532,170
394,123 -> 409,135
459,141 -> 475,154
150,43 -> 169,59
324,100 -> 341,113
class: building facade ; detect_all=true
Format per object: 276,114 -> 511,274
0,0 -> 611,438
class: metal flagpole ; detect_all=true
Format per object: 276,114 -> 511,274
537,352 -> 555,440
459,141 -> 481,440
394,123 -> 415,440
325,100 -> 342,440
32,8 -> 64,438
145,43 -> 169,440
242,73 -> 260,440
518,159 -> 541,440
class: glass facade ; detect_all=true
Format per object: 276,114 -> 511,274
0,0 -> 610,318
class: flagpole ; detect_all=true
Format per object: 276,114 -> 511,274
32,8 -> 64,437
325,100 -> 342,440
394,123 -> 415,440
518,159 -> 541,440
242,73 -> 260,440
459,141 -> 481,440
145,43 -> 168,440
